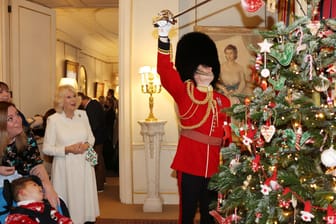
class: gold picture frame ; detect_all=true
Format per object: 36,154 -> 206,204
194,26 -> 262,98
78,65 -> 87,95
65,60 -> 79,79
94,82 -> 104,98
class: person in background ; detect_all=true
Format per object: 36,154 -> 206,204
0,102 -> 59,223
5,176 -> 72,224
0,82 -> 30,129
106,89 -> 118,113
78,92 -> 106,192
42,85 -> 99,224
104,89 -> 119,173
155,14 -> 232,224
98,95 -> 108,110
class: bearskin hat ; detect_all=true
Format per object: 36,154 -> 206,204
175,31 -> 220,87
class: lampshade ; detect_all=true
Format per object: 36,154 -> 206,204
139,66 -> 161,86
139,66 -> 161,121
59,77 -> 78,89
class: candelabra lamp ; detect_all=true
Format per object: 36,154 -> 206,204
139,66 -> 162,121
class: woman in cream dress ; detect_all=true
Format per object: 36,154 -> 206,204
43,85 -> 99,223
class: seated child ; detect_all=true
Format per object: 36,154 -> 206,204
5,176 -> 72,224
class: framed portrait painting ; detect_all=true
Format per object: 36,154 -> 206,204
78,65 -> 87,95
194,26 -> 262,98
65,60 -> 79,79
94,82 -> 104,98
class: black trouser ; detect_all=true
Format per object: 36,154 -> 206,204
178,172 -> 216,224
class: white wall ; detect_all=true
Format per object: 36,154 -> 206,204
130,1 -> 179,204
55,39 -> 116,98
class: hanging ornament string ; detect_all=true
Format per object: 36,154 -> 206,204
258,39 -> 273,79
260,106 -> 277,143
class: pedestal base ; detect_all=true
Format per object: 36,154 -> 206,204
143,197 -> 163,212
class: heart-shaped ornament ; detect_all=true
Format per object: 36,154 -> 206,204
261,125 -> 275,143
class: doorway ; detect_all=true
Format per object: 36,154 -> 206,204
55,7 -> 119,176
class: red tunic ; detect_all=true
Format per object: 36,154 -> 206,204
157,41 -> 231,178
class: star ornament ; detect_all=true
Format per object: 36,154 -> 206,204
258,39 -> 273,53
260,184 -> 272,195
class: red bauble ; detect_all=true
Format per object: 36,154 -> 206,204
241,0 -> 264,13
256,137 -> 264,148
244,97 -> 251,106
260,79 -> 268,90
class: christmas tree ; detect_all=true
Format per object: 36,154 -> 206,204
209,0 -> 336,223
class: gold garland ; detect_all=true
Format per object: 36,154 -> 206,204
177,81 -> 215,129
186,81 -> 212,104
178,103 -> 199,120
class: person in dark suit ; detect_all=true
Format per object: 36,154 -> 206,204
77,92 -> 106,192
104,89 -> 119,173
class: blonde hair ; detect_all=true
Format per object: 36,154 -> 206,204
54,85 -> 81,113
0,102 -> 27,157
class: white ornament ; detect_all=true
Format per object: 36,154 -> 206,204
261,68 -> 270,78
260,184 -> 272,195
229,159 -> 241,174
261,125 -> 275,143
321,147 -> 336,167
258,39 -> 273,53
300,210 -> 315,222
307,20 -> 321,35
291,195 -> 297,208
314,75 -> 330,92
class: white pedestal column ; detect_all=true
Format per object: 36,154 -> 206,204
138,120 -> 167,212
